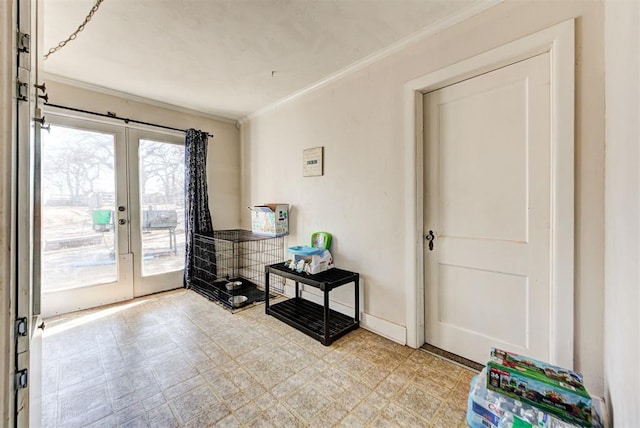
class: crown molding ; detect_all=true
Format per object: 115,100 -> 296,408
239,0 -> 503,125
43,72 -> 239,126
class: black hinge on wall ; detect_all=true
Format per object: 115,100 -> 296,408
15,317 -> 28,337
14,369 -> 28,391
17,31 -> 30,53
16,80 -> 28,102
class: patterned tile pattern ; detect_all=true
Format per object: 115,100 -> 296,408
42,290 -> 476,427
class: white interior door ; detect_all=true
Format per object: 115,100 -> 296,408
423,53 -> 552,364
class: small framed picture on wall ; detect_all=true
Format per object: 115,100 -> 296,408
303,146 -> 324,177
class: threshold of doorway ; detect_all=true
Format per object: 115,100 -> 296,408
420,343 -> 485,372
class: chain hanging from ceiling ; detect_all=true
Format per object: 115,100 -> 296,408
44,0 -> 105,60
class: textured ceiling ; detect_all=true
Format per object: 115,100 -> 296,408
43,0 -> 479,120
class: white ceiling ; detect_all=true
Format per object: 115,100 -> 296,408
43,0 -> 480,120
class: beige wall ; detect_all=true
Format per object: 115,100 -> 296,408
604,0 -> 640,422
241,0 -> 605,395
45,80 -> 241,229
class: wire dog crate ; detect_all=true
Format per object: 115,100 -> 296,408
190,229 -> 285,311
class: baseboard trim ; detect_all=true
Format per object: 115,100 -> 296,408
360,313 -> 406,345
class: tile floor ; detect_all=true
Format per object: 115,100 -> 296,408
42,289 -> 476,427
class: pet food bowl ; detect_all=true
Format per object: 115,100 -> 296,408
228,295 -> 248,308
225,280 -> 243,291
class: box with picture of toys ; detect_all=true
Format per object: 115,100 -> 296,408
486,348 -> 591,427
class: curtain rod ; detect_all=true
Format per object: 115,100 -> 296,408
44,102 -> 214,138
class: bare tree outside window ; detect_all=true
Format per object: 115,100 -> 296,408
43,129 -> 114,207
139,140 -> 184,208
41,125 -> 117,290
40,127 -> 187,292
139,139 -> 185,276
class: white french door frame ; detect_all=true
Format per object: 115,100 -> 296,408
39,110 -> 186,316
41,114 -> 133,317
402,20 -> 575,367
127,128 -> 185,297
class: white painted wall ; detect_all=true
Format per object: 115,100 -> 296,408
44,80 -> 241,230
604,0 -> 640,422
241,0 -> 606,396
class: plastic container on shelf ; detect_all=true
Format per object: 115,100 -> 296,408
287,245 -> 325,256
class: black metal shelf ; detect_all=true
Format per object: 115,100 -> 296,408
266,263 -> 359,291
268,298 -> 358,344
265,263 -> 360,345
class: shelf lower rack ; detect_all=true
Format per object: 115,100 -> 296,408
268,298 -> 358,345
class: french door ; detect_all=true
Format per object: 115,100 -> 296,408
40,114 -> 185,316
129,128 -> 186,296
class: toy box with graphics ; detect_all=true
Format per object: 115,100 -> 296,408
250,204 -> 289,236
486,348 -> 591,427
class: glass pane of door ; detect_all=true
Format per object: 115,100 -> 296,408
41,125 -> 117,290
138,139 -> 185,276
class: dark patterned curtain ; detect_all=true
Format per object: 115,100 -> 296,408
184,129 -> 213,287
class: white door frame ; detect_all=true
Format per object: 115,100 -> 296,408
39,112 -> 186,316
1,0 -> 17,424
127,127 -> 185,297
41,114 -> 134,317
403,19 -> 575,368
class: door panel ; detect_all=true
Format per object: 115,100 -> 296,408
41,117 -> 133,317
15,0 -> 44,424
41,125 -> 119,289
438,264 -> 528,347
40,121 -> 185,314
423,53 -> 551,363
438,80 -> 528,243
129,129 -> 185,296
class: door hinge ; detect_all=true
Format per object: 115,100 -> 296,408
15,317 -> 28,337
17,31 -> 30,53
14,369 -> 28,391
14,369 -> 28,390
16,80 -> 28,102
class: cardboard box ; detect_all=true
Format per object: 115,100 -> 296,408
250,204 -> 289,236
486,348 -> 591,427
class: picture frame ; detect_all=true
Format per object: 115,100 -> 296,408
303,146 -> 324,177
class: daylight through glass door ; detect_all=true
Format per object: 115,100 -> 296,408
138,139 -> 185,276
41,125 -> 118,291
40,118 -> 185,315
